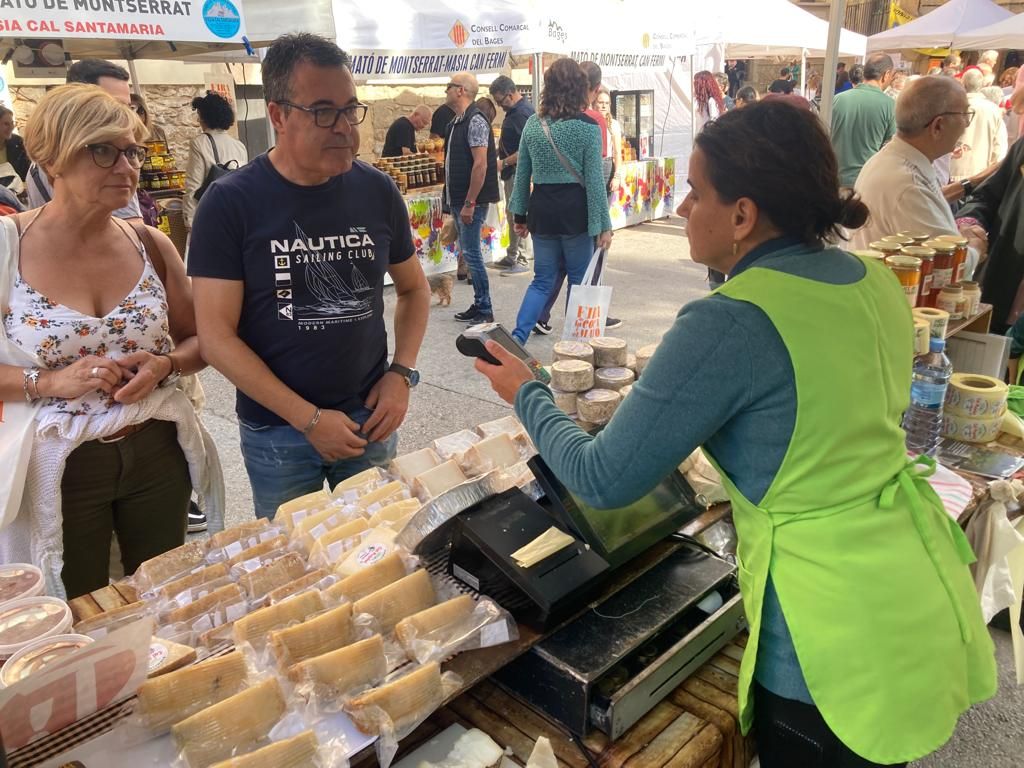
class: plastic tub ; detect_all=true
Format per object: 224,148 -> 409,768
0,633 -> 93,687
0,563 -> 44,606
0,596 -> 73,661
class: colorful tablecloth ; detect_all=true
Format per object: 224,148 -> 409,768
610,157 -> 676,231
406,191 -> 509,278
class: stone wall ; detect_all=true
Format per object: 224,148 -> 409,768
359,84 -> 451,160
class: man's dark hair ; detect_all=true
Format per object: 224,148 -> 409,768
736,86 -> 758,104
863,53 -> 894,82
262,33 -> 351,105
579,60 -> 602,92
780,67 -> 790,77
850,64 -> 865,85
191,90 -> 236,130
837,62 -> 847,71
488,75 -> 517,99
66,58 -> 129,85
695,100 -> 868,244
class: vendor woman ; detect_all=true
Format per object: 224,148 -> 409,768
476,100 -> 996,768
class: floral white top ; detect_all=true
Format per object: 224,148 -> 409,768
2,249 -> 171,418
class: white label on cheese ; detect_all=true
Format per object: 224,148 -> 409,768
238,557 -> 263,573
365,502 -> 382,515
224,541 -> 244,559
174,591 -> 194,607
480,620 -> 510,647
354,543 -> 391,567
341,489 -> 360,504
191,613 -> 213,633
226,602 -> 246,622
258,530 -> 277,543
291,509 -> 310,525
310,523 -> 328,540
327,541 -> 346,562
147,642 -> 169,672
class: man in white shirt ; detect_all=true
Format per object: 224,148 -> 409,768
949,68 -> 1008,182
851,76 -> 984,275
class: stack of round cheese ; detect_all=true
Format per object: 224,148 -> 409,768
594,367 -> 635,391
553,341 -> 595,365
577,389 -> 621,425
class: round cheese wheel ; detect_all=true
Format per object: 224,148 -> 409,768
636,344 -> 658,377
589,337 -> 628,367
620,384 -> 633,399
553,341 -> 595,365
551,360 -> 594,393
573,417 -> 598,432
625,353 -> 637,374
594,367 -> 636,391
551,388 -> 578,414
576,389 -> 621,424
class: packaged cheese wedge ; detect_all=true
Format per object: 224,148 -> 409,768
331,466 -> 386,499
335,527 -> 400,578
134,539 -> 209,592
356,480 -> 410,512
390,448 -> 442,485
331,551 -> 408,603
352,569 -> 436,635
275,489 -> 332,531
265,568 -> 334,605
225,535 -> 289,570
288,634 -> 387,696
147,636 -> 197,678
207,519 -> 270,551
366,498 -> 420,529
475,415 -> 526,440
291,501 -> 358,540
173,677 -> 286,768
432,429 -> 480,460
394,595 -> 476,652
308,518 -> 371,568
232,590 -> 324,648
74,600 -> 150,636
165,583 -> 246,626
461,432 -> 520,475
238,552 -> 307,601
208,731 -> 319,768
136,651 -> 247,732
413,460 -> 467,501
268,602 -> 353,667
347,662 -> 444,736
157,563 -> 230,602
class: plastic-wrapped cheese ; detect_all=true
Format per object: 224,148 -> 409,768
335,527 -> 400,577
476,415 -> 525,440
463,433 -> 520,474
594,367 -> 635,391
552,340 -> 594,365
636,344 -> 657,376
576,389 -> 621,424
551,388 -> 578,414
414,460 -> 468,499
550,360 -> 594,393
391,448 -> 442,485
589,337 -> 628,368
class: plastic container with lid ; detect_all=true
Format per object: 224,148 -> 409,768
0,564 -> 44,606
937,283 -> 964,319
902,246 -> 936,308
0,633 -> 93,687
885,254 -> 922,307
0,596 -> 72,660
961,281 -> 981,317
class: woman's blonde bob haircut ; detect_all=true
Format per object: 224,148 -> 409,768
24,84 -> 147,175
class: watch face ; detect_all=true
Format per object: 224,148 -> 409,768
408,369 -> 420,387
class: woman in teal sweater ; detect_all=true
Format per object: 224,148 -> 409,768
508,58 -> 613,344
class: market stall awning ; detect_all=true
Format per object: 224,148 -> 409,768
866,0 -> 1012,52
688,0 -> 867,58
953,12 -> 1024,50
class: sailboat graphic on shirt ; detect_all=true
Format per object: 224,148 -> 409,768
294,222 -> 373,320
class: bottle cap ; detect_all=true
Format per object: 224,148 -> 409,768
929,337 -> 945,353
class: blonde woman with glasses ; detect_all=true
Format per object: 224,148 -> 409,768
0,85 -> 221,598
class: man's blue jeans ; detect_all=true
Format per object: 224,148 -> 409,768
455,203 -> 492,314
239,406 -> 398,520
513,232 -> 594,344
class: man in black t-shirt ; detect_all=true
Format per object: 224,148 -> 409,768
430,103 -> 456,141
381,105 -> 432,157
188,34 -> 431,520
768,68 -> 795,95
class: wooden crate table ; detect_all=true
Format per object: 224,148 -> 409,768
67,581 -> 138,623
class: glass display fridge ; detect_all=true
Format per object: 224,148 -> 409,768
611,89 -> 655,161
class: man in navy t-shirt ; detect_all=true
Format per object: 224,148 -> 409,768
188,33 -> 430,519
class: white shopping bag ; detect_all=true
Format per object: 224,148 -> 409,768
562,248 -> 612,341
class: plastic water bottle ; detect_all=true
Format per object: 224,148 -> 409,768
903,337 -> 953,456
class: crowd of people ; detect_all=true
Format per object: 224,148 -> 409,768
0,28 -> 1017,768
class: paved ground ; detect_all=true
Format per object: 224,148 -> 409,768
195,217 -> 1021,767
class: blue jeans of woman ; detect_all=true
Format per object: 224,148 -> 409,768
238,406 -> 398,519
513,232 -> 594,344
455,203 -> 492,315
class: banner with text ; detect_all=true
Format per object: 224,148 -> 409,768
349,47 -> 510,81
0,0 -> 247,44
569,50 -> 669,70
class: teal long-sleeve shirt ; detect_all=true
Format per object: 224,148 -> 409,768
509,113 -> 613,237
514,239 -> 869,704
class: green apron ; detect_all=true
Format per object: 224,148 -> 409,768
709,255 -> 997,764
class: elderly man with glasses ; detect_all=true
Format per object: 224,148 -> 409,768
188,33 -> 430,520
850,76 -> 982,278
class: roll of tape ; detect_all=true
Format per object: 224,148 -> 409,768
913,319 -> 930,356
946,373 -> 1009,418
941,412 -> 1002,444
912,307 -> 950,339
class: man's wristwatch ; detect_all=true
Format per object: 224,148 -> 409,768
388,362 -> 420,388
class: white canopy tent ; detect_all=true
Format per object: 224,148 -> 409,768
954,12 -> 1024,50
866,0 -> 1012,52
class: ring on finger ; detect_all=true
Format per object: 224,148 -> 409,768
91,367 -> 100,377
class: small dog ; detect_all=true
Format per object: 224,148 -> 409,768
428,273 -> 454,306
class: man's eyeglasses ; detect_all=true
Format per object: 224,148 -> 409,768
276,100 -> 369,128
445,83 -> 464,92
928,109 -> 975,128
84,143 -> 148,169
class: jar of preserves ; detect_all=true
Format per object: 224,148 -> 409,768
937,283 -> 964,319
870,240 -> 904,258
885,254 -> 922,307
898,231 -> 931,244
960,281 -> 981,317
902,246 -> 936,307
882,234 -> 914,248
923,239 -> 956,294
936,234 -> 969,284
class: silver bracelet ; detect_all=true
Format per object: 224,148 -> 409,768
302,407 -> 322,436
22,367 -> 40,403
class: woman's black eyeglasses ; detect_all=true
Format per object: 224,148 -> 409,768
84,143 -> 148,169
276,100 -> 369,128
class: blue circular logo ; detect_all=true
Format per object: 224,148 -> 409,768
202,0 -> 241,39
